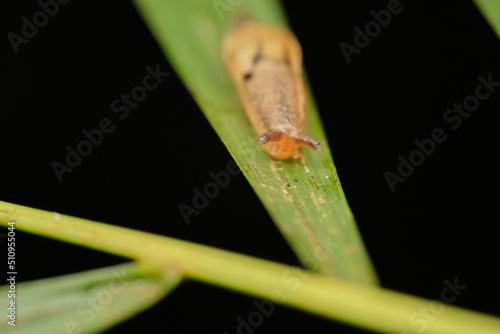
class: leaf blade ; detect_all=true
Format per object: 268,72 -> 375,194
473,0 -> 500,39
0,262 -> 181,334
133,0 -> 377,284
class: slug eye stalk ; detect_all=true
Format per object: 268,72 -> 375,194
292,132 -> 322,151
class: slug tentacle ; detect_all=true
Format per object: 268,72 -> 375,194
258,130 -> 283,145
292,132 -> 322,151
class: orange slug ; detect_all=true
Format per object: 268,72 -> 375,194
222,19 -> 321,161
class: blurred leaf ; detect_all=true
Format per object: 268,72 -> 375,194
473,0 -> 500,39
0,262 -> 181,334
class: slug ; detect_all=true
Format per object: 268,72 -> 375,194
222,19 -> 321,161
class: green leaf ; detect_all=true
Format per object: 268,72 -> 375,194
0,262 -> 181,334
473,0 -> 500,39
132,0 -> 377,284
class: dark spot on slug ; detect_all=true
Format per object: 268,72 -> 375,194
244,72 -> 253,80
253,51 -> 262,64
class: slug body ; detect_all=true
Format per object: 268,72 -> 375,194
222,20 -> 321,161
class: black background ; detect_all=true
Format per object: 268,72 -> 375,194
2,0 -> 499,333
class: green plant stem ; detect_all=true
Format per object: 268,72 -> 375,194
1,200 -> 499,333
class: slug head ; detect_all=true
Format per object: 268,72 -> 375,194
257,129 -> 321,160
